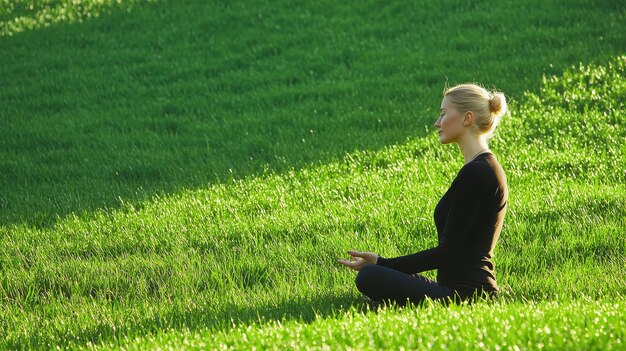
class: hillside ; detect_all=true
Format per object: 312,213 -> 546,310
1,0 -> 625,349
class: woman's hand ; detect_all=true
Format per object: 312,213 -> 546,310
338,250 -> 379,271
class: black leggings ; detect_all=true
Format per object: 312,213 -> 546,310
355,264 -> 468,306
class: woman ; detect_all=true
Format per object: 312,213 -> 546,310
338,83 -> 509,306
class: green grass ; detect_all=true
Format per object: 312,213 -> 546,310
1,0 -> 624,227
118,299 -> 626,350
1,0 -> 625,350
0,0 -> 151,37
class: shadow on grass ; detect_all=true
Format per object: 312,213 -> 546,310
10,293 -> 369,350
0,0 -> 429,228
1,0 -> 624,227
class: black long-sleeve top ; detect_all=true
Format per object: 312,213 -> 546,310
376,152 -> 508,294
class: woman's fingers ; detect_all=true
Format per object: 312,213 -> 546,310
338,258 -> 359,265
347,250 -> 364,258
337,259 -> 355,268
347,250 -> 377,264
338,257 -> 363,270
340,250 -> 376,271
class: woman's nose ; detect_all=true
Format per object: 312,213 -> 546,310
434,117 -> 441,128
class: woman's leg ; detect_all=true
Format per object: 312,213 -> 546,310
355,264 -> 454,305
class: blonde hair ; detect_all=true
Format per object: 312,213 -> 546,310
444,83 -> 508,138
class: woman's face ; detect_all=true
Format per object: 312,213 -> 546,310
434,97 -> 465,144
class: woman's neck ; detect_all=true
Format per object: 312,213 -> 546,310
457,134 -> 489,164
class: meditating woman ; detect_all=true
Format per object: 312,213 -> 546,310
339,83 -> 509,306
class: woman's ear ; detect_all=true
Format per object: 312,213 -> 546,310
463,111 -> 474,127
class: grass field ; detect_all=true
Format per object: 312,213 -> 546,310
1,0 -> 625,350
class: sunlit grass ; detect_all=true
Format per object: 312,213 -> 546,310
121,298 -> 626,351
0,0 -> 152,37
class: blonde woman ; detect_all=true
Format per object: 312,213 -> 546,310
339,84 -> 509,306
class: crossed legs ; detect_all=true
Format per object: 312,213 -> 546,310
355,264 -> 457,306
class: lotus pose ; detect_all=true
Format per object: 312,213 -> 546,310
339,83 -> 509,306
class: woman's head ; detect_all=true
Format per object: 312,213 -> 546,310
435,83 -> 508,144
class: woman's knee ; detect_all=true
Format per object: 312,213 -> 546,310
355,264 -> 380,295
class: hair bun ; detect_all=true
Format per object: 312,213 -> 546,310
489,92 -> 507,117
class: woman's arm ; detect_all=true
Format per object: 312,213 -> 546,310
376,247 -> 441,275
